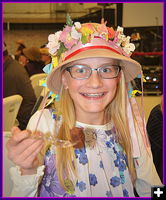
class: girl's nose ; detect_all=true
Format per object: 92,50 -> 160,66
86,71 -> 103,88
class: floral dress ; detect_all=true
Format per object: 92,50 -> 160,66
38,117 -> 135,197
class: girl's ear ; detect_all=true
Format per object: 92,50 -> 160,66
62,73 -> 68,89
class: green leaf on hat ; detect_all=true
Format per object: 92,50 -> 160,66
57,43 -> 68,57
81,35 -> 88,44
66,14 -> 73,27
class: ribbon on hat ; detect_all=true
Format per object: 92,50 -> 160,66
126,93 -> 141,158
43,63 -> 53,74
129,97 -> 151,155
128,82 -> 142,98
39,61 -> 60,107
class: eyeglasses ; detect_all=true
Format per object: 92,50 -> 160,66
65,64 -> 121,80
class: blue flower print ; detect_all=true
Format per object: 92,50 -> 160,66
89,174 -> 98,186
109,136 -> 115,144
75,148 -> 86,159
110,176 -> 121,187
76,181 -> 86,192
106,141 -> 112,148
79,153 -> 88,165
118,161 -> 126,172
114,158 -> 120,167
123,154 -> 128,165
113,147 -> 117,154
63,193 -> 77,197
74,149 -> 79,158
123,189 -> 129,197
118,151 -> 125,159
52,113 -> 57,119
99,160 -> 104,169
106,190 -> 113,197
75,148 -> 86,156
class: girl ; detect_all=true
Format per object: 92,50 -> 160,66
7,18 -> 161,197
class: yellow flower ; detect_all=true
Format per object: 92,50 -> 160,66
80,27 -> 94,36
52,56 -> 58,68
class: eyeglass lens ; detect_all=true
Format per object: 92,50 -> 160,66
66,64 -> 120,79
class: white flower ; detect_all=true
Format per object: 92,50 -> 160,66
117,26 -> 124,33
115,33 -> 125,47
71,26 -> 81,40
55,31 -> 62,40
123,43 -> 135,54
74,22 -> 81,29
48,31 -> 62,43
125,36 -> 131,43
48,34 -> 56,42
47,41 -> 60,55
121,36 -> 131,47
47,31 -> 62,55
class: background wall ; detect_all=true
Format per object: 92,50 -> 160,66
123,3 -> 163,27
4,3 -> 88,19
136,96 -> 162,121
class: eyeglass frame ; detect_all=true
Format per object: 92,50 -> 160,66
65,64 -> 121,80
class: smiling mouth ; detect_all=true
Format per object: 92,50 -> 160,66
80,92 -> 106,98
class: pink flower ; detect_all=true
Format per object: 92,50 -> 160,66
59,26 -> 78,49
97,24 -> 108,35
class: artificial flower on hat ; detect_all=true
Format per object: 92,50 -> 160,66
47,14 -> 136,60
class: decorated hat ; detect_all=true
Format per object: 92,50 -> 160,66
43,15 -> 142,95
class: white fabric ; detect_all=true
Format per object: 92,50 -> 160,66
9,109 -> 162,197
10,166 -> 45,197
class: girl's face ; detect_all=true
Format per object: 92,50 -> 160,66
62,57 -> 120,122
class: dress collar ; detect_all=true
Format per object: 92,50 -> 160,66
76,121 -> 114,131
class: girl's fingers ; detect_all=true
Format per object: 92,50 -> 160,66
13,139 -> 44,166
8,128 -> 32,147
21,143 -> 44,169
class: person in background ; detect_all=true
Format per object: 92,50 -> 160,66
147,101 -> 163,181
23,47 -> 45,77
40,46 -> 52,65
3,43 -> 37,130
15,39 -> 26,61
18,54 -> 28,67
6,18 -> 161,197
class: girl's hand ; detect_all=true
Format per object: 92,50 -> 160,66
6,127 -> 44,175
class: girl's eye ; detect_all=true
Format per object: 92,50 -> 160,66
103,68 -> 112,72
76,68 -> 87,73
101,67 -> 113,73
